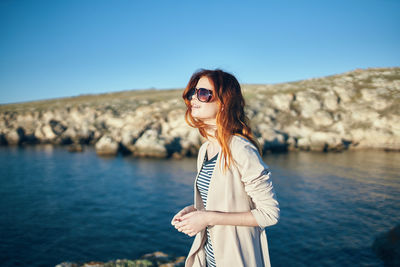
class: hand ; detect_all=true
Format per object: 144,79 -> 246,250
171,205 -> 197,226
173,210 -> 210,237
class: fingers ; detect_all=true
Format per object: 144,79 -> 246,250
174,220 -> 191,234
179,226 -> 196,236
176,224 -> 189,233
175,220 -> 187,230
172,211 -> 192,225
171,207 -> 198,236
171,211 -> 185,225
173,220 -> 198,237
171,216 -> 178,225
181,211 -> 194,220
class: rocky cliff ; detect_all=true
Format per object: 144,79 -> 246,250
1,67 -> 399,157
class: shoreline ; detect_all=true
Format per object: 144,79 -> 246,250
55,251 -> 185,267
1,67 -> 399,156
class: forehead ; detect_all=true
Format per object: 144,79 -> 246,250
196,76 -> 214,90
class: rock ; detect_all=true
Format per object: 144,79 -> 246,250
283,124 -> 315,138
103,115 -> 125,129
360,88 -> 392,110
309,132 -> 343,152
372,224 -> 400,267
82,261 -> 104,267
61,127 -> 78,142
312,110 -> 334,127
256,124 -> 288,152
271,93 -> 293,112
49,119 -> 67,135
330,121 -> 346,135
332,85 -> 355,103
350,129 -> 396,149
322,91 -> 339,110
95,135 -> 119,156
55,262 -> 79,267
55,251 -> 185,267
68,144 -> 83,152
4,129 -> 21,145
0,67 -> 399,154
120,116 -> 153,153
133,129 -> 167,158
349,106 -> 380,123
41,124 -> 57,140
293,91 -> 321,118
297,137 -> 311,150
142,251 -> 185,266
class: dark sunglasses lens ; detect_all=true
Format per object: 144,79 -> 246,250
198,88 -> 212,102
187,88 -> 195,100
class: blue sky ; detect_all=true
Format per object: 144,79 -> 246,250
0,0 -> 399,104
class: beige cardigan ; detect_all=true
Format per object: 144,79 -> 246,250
185,135 -> 280,267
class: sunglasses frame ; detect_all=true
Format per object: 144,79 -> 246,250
186,87 -> 214,103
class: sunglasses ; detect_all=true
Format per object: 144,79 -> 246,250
186,87 -> 214,103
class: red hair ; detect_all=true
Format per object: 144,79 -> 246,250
182,68 -> 262,173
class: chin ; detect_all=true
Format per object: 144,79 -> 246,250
191,111 -> 201,118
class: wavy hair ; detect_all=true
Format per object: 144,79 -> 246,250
182,68 -> 262,173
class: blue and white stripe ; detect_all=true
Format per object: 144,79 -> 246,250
196,151 -> 218,267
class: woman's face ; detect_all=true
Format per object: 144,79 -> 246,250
190,76 -> 219,123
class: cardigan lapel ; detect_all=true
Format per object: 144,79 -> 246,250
204,144 -> 222,210
194,140 -> 222,211
194,141 -> 208,211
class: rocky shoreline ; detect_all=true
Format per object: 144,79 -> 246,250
55,251 -> 185,267
1,67 -> 399,157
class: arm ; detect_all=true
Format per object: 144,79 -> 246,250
173,210 -> 258,237
207,210 -> 258,227
174,142 -> 279,236
237,143 -> 280,230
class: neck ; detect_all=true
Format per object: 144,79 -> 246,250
203,118 -> 219,146
205,129 -> 219,148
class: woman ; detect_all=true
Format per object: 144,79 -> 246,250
171,69 -> 280,267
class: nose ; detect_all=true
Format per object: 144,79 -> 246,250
190,98 -> 198,107
189,90 -> 197,100
190,92 -> 199,104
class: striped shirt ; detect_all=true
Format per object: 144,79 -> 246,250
196,150 -> 219,267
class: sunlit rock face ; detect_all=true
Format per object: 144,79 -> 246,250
0,67 -> 399,157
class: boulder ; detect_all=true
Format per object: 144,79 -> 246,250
41,124 -> 57,140
4,129 -> 20,145
322,90 -> 339,110
309,132 -> 344,152
95,135 -> 119,156
293,91 -> 321,118
68,143 -> 84,152
312,110 -> 334,127
271,93 -> 293,112
133,128 -> 167,158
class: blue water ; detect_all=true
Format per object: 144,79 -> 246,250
0,145 -> 399,267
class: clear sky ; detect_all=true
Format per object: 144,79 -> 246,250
0,0 -> 399,104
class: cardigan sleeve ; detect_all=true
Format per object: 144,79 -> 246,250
234,142 -> 280,230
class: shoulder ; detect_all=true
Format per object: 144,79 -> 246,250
230,135 -> 258,153
230,135 -> 269,170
